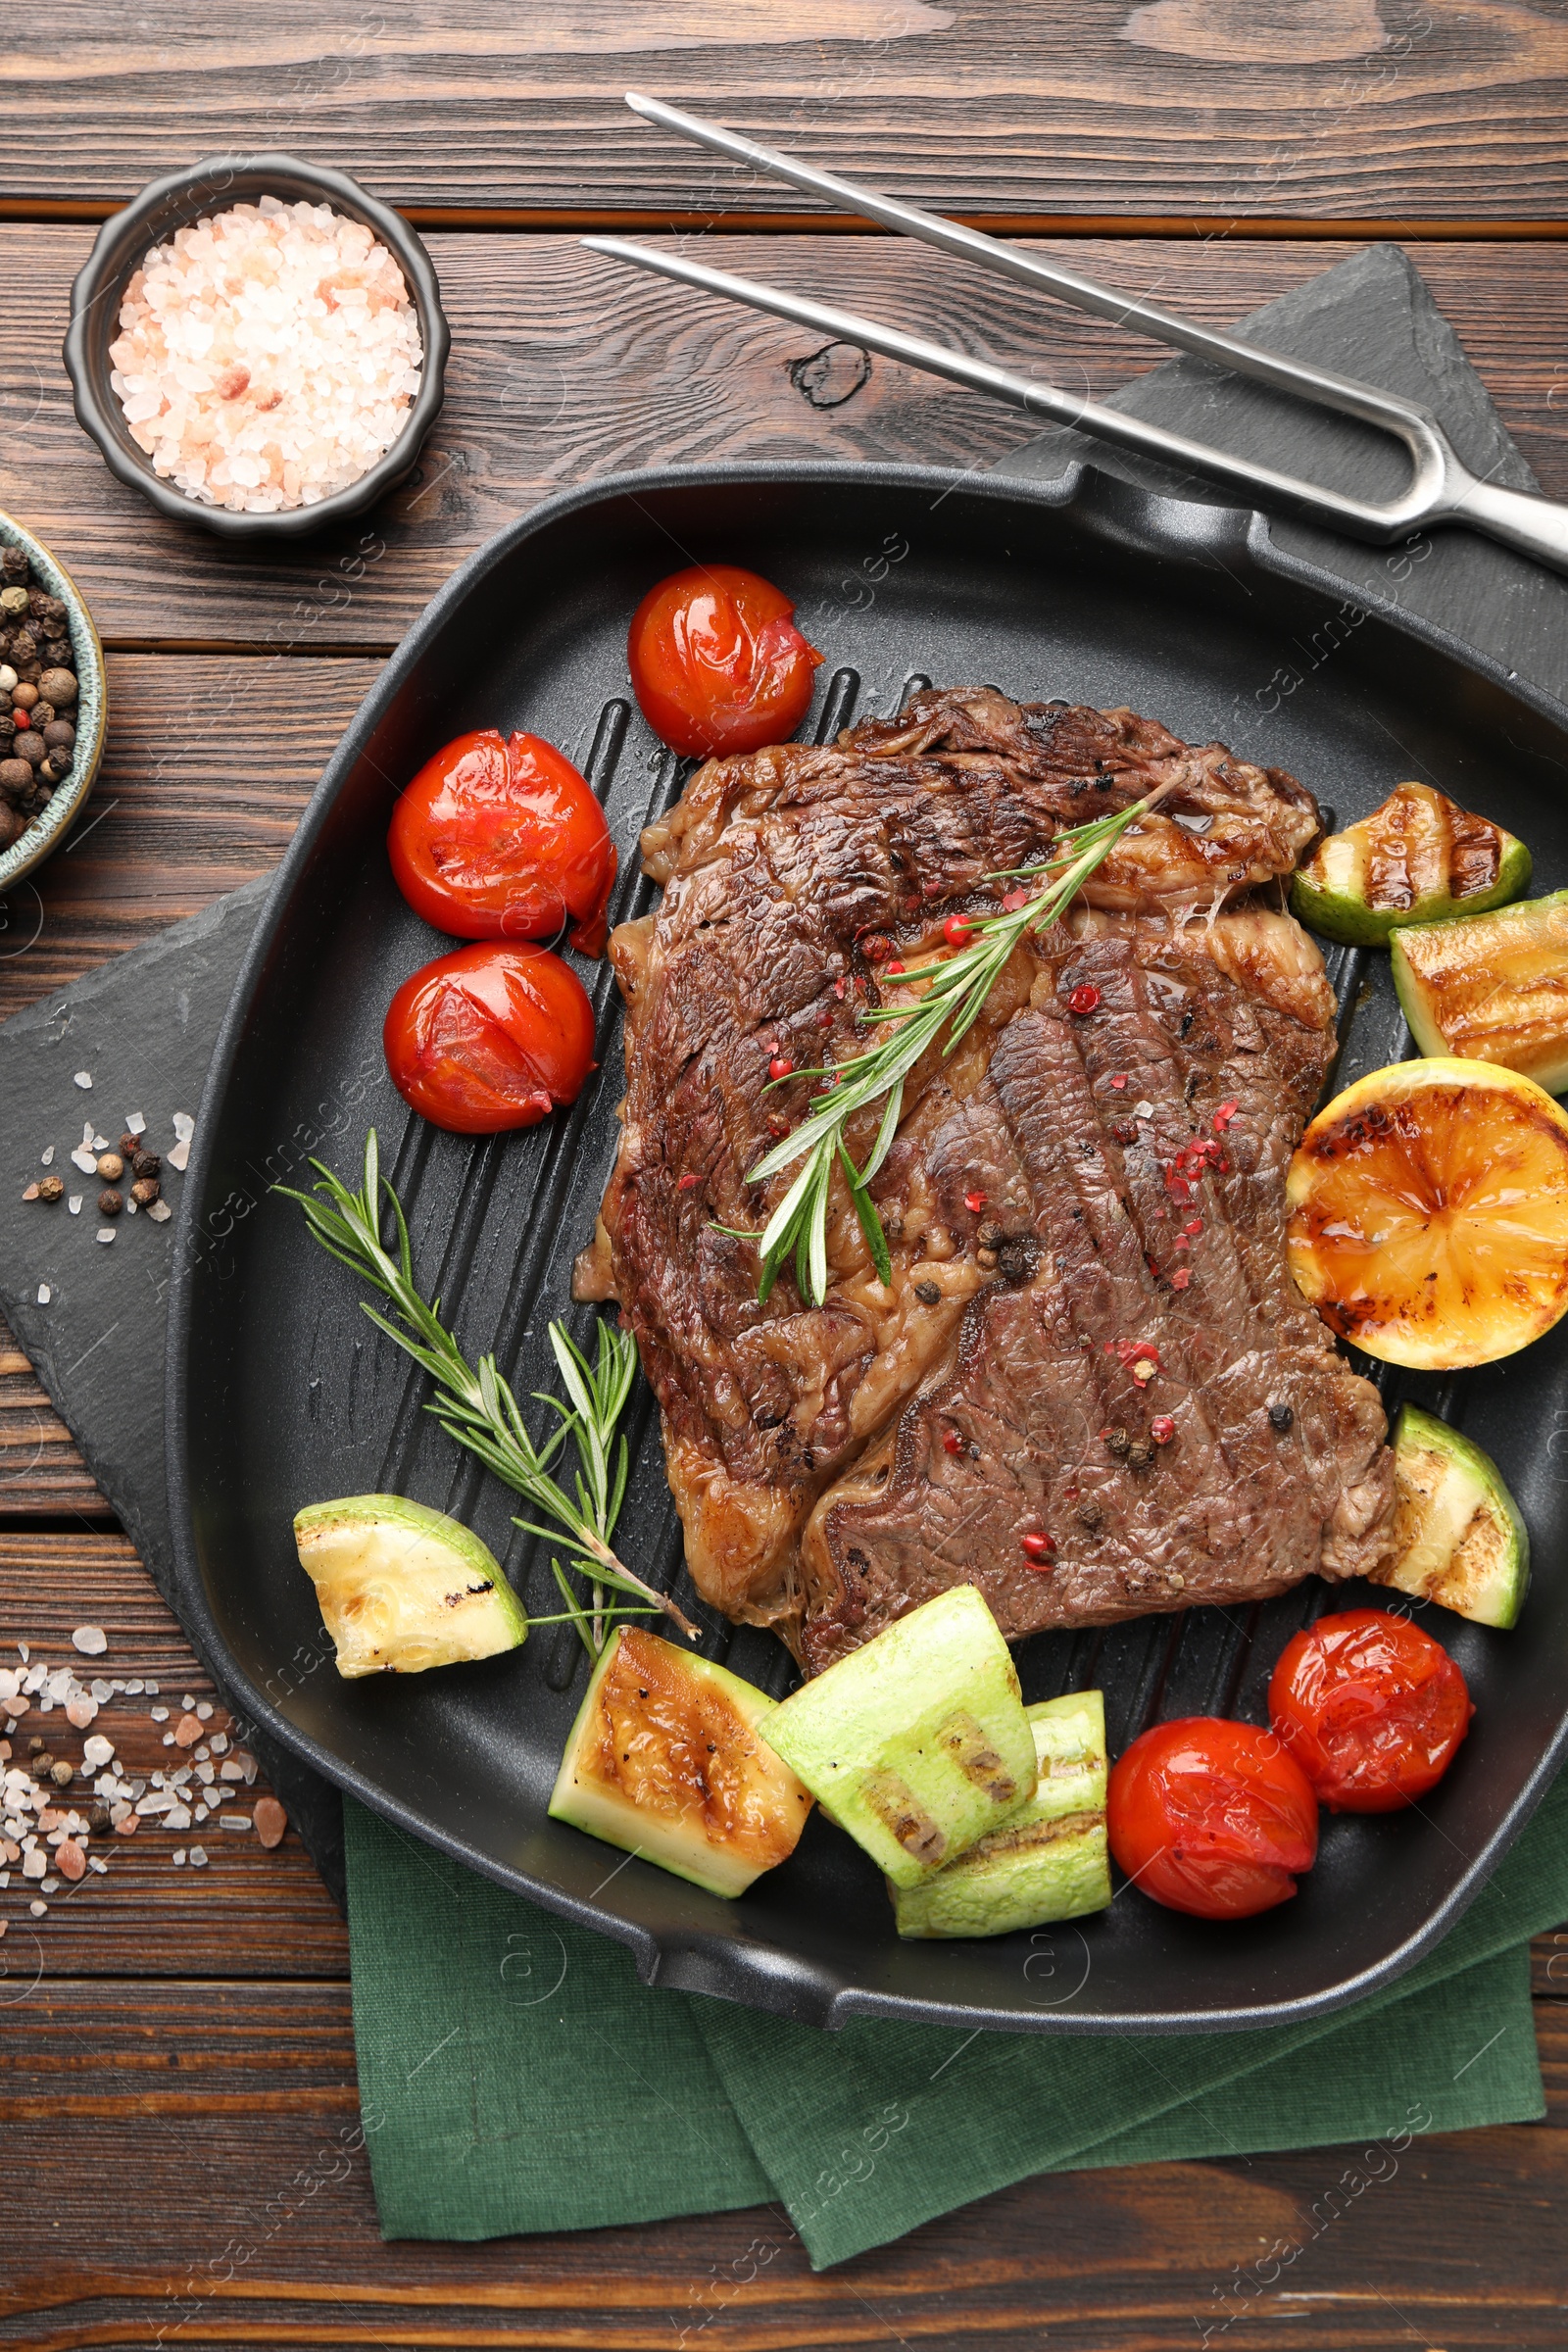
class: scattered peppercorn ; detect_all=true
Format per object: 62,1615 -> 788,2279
98,1187 -> 122,1216
50,1759 -> 74,1787
34,1174 -> 62,1203
1066,983 -> 1102,1015
767,1055 -> 794,1081
1021,1531 -> 1054,1564
96,1151 -> 124,1180
913,1280 -> 941,1304
1268,1401 -> 1295,1433
130,1176 -> 162,1207
963,1188 -> 987,1212
943,912 -> 974,948
942,1428 -> 964,1455
1151,1414 -> 1176,1445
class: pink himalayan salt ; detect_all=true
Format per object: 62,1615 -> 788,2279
108,195 -> 423,514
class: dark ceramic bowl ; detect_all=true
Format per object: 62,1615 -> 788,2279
0,508 -> 107,894
63,154 -> 449,543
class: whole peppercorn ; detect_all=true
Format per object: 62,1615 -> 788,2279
131,1148 -> 160,1178
98,1186 -> 122,1216
88,1801 -> 112,1833
0,806 -> 24,851
10,629 -> 36,664
0,762 -> 30,800
30,1749 -> 54,1776
38,666 -> 76,708
35,1175 -> 63,1202
39,758 -> 69,787
10,680 -> 37,710
42,721 -> 74,751
0,714 -> 14,743
12,731 -> 44,767
130,1176 -> 161,1207
29,702 -> 55,728
50,1758 -> 74,1788
42,643 -> 72,675
96,1151 -> 124,1181
0,585 -> 27,615
0,547 -> 26,581
118,1130 -> 139,1157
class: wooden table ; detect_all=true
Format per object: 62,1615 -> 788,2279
5,11 -> 1567,2345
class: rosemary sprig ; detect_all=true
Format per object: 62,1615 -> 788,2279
739,789 -> 1170,1306
276,1131 -> 698,1653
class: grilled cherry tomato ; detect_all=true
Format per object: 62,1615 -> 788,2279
389,730 -> 617,956
627,564 -> 823,759
383,942 -> 595,1135
1269,1608 -> 1473,1813
1107,1717 -> 1319,1920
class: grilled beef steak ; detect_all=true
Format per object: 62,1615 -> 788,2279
576,687 -> 1396,1667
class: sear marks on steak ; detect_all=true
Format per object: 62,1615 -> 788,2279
577,685 -> 1394,1664
798,911 -> 1395,1674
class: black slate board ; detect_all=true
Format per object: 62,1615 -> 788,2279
0,876 -> 346,1901
0,240 -> 1562,1923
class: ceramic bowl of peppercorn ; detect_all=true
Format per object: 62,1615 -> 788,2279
0,511 -> 107,893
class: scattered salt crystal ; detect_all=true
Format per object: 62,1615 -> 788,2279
144,1681 -> 159,1696
172,1847 -> 187,1866
73,1071 -> 92,1090
65,1694 -> 97,1729
81,1735 -> 114,1771
162,1733 -> 175,1747
1134,1100 -> 1154,1118
92,1134 -> 109,1152
182,1695 -> 195,1710
220,1812 -> 252,1834
96,1228 -> 116,1245
72,1626 -> 108,1656
195,1701 -> 213,1722
71,1146 -> 97,1174
35,1285 -> 50,1306
188,1844 -> 208,1868
147,1200 -> 172,1223
88,1855 -> 108,1874
69,1197 -> 82,1215
209,1732 -> 228,1754
168,1112 -> 195,1172
125,1197 -> 137,1216
28,1899 -> 44,1916
40,1147 -> 53,1166
150,1705 -> 169,1722
126,1112 -> 146,1136
90,1681 -> 112,1702
17,1644 -> 26,1661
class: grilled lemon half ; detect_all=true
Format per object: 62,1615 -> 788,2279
1287,1058 -> 1568,1369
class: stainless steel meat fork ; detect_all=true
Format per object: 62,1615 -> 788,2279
586,94 -> 1568,580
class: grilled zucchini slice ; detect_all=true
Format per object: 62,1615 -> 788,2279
1392,889 -> 1568,1096
292,1494 -> 527,1677
891,1690 -> 1110,1939
762,1585 -> 1037,1890
1367,1404 -> 1530,1630
549,1627 -> 813,1898
1290,782 -> 1530,948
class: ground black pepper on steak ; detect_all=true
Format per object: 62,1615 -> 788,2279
575,686 -> 1396,1669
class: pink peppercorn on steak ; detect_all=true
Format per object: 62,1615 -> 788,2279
574,688 -> 1397,1673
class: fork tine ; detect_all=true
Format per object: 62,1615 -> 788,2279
624,92 -> 1445,460
582,234 -> 1445,545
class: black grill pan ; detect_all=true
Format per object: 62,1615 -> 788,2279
167,462 -> 1568,2033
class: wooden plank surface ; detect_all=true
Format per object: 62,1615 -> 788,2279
1,1982 -> 1565,2350
3,228 -> 1566,646
6,38 -> 1568,2337
17,0 -> 1568,222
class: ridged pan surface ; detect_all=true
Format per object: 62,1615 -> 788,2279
168,463 -> 1568,2033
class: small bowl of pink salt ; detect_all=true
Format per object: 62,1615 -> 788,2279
65,155 -> 449,541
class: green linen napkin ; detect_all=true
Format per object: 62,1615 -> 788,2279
346,1765 -> 1562,2267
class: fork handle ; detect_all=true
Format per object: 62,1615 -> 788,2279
1453,478 -> 1568,580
